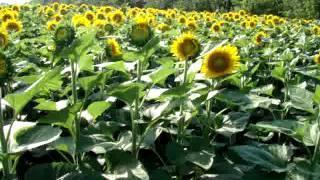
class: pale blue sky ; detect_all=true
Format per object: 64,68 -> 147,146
0,0 -> 31,4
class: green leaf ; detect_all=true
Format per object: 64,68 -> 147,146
4,121 -> 62,153
230,144 -> 293,173
87,101 -> 111,120
35,99 -> 68,111
108,83 -> 145,105
49,137 -> 75,156
78,54 -> 93,72
250,84 -> 275,96
149,66 -> 176,85
313,85 -> 320,105
106,150 -> 150,180
271,66 -> 285,82
186,150 -> 215,170
160,83 -> 192,100
287,85 -> 314,113
38,103 -> 82,136
216,112 -> 250,137
24,162 -> 76,180
5,67 -> 61,115
165,142 -> 187,165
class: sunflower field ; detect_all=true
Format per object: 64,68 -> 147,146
1,2 -> 320,180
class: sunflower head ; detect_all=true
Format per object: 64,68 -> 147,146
1,10 -> 15,22
312,26 -> 320,35
106,38 -> 122,58
96,12 -> 106,20
201,45 -> 240,78
72,15 -> 90,28
104,23 -> 114,33
129,17 -> 153,46
170,32 -> 201,61
186,20 -> 197,31
54,25 -> 75,47
0,52 -> 12,85
314,53 -> 320,65
52,14 -> 62,22
85,11 -> 96,22
0,29 -> 9,48
254,31 -> 267,45
109,10 -> 125,25
47,20 -> 58,31
211,23 -> 221,33
156,23 -> 169,32
2,19 -> 23,32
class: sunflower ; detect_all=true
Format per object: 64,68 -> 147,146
201,45 -> 240,78
312,26 -> 320,35
254,31 -> 267,45
186,20 -> 197,31
156,23 -> 169,32
106,38 -> 122,58
96,12 -> 106,20
54,25 -> 75,47
0,52 -> 12,85
72,15 -> 90,28
52,14 -> 62,22
170,32 -> 201,61
47,20 -> 58,31
129,16 -> 153,46
314,53 -> 320,64
0,29 -> 8,48
178,16 -> 187,24
211,23 -> 221,33
1,10 -> 15,22
45,7 -> 55,17
109,10 -> 125,25
85,11 -> 96,22
2,19 -> 23,32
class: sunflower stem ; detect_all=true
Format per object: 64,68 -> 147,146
204,79 -> 216,138
70,60 -> 80,167
178,60 -> 189,144
0,88 -> 10,178
312,105 -> 320,165
132,59 -> 142,158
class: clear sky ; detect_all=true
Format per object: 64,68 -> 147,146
0,0 -> 31,4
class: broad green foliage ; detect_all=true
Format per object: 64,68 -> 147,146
1,2 -> 320,180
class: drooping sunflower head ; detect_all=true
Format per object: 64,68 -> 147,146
254,31 -> 267,45
96,12 -> 106,20
106,38 -> 122,58
314,53 -> 320,65
0,29 -> 9,48
156,23 -> 169,32
47,20 -> 58,31
129,16 -> 153,46
201,45 -> 240,78
186,20 -> 198,31
2,19 -> 23,32
54,25 -> 75,47
109,10 -> 125,25
170,32 -> 201,61
312,26 -> 320,35
0,52 -> 12,85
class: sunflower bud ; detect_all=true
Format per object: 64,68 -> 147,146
129,18 -> 153,46
54,25 -> 75,47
